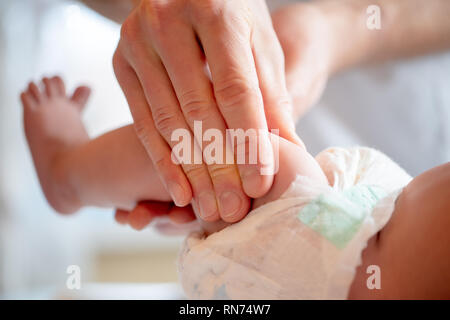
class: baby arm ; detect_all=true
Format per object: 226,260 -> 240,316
62,124 -> 171,211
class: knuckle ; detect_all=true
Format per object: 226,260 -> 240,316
199,0 -> 218,8
133,118 -> 154,147
270,94 -> 292,112
139,0 -> 173,33
154,155 -> 186,185
215,78 -> 259,112
122,2 -> 174,41
154,155 -> 171,172
230,133 -> 258,164
189,0 -> 222,23
179,90 -> 212,121
208,164 -> 235,180
120,16 -> 138,41
152,106 -> 179,137
112,51 -> 122,74
112,50 -> 132,82
183,164 -> 206,182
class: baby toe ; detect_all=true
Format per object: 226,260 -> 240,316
114,209 -> 130,225
20,91 -> 36,110
28,82 -> 42,103
128,206 -> 154,231
70,86 -> 91,111
43,77 -> 58,98
51,76 -> 66,96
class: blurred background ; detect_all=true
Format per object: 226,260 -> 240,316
0,0 -> 449,299
0,0 -> 184,299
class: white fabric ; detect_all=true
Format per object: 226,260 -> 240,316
266,0 -> 450,175
177,147 -> 412,299
299,55 -> 450,176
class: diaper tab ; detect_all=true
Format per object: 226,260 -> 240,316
297,185 -> 387,249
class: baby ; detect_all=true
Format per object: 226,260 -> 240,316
21,76 -> 450,299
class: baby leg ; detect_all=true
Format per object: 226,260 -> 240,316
21,77 -> 170,214
349,162 -> 450,299
21,76 -> 327,233
252,135 -> 328,209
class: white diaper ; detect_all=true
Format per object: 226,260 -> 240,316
177,147 -> 412,299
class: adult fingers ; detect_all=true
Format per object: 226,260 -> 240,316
128,201 -> 171,231
114,209 -> 130,225
114,202 -> 196,230
192,2 -> 274,198
251,24 -> 304,149
113,49 -> 192,208
167,205 -> 196,224
151,19 -> 250,222
119,38 -> 221,222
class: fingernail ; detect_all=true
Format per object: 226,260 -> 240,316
242,168 -> 262,188
219,191 -> 242,220
168,182 -> 187,207
198,192 -> 218,220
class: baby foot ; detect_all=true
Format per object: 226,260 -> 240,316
21,76 -> 91,213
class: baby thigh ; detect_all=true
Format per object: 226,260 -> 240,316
349,163 -> 450,299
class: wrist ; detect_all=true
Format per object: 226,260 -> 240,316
312,0 -> 382,75
313,0 -> 381,75
272,3 -> 333,83
271,1 -> 358,79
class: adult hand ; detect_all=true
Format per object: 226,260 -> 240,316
272,0 -> 450,120
271,3 -> 334,120
113,0 -> 300,223
115,201 -> 228,235
115,201 -> 196,231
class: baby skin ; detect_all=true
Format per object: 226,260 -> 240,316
21,76 -> 450,299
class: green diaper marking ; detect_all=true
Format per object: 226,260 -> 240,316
297,185 -> 387,249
